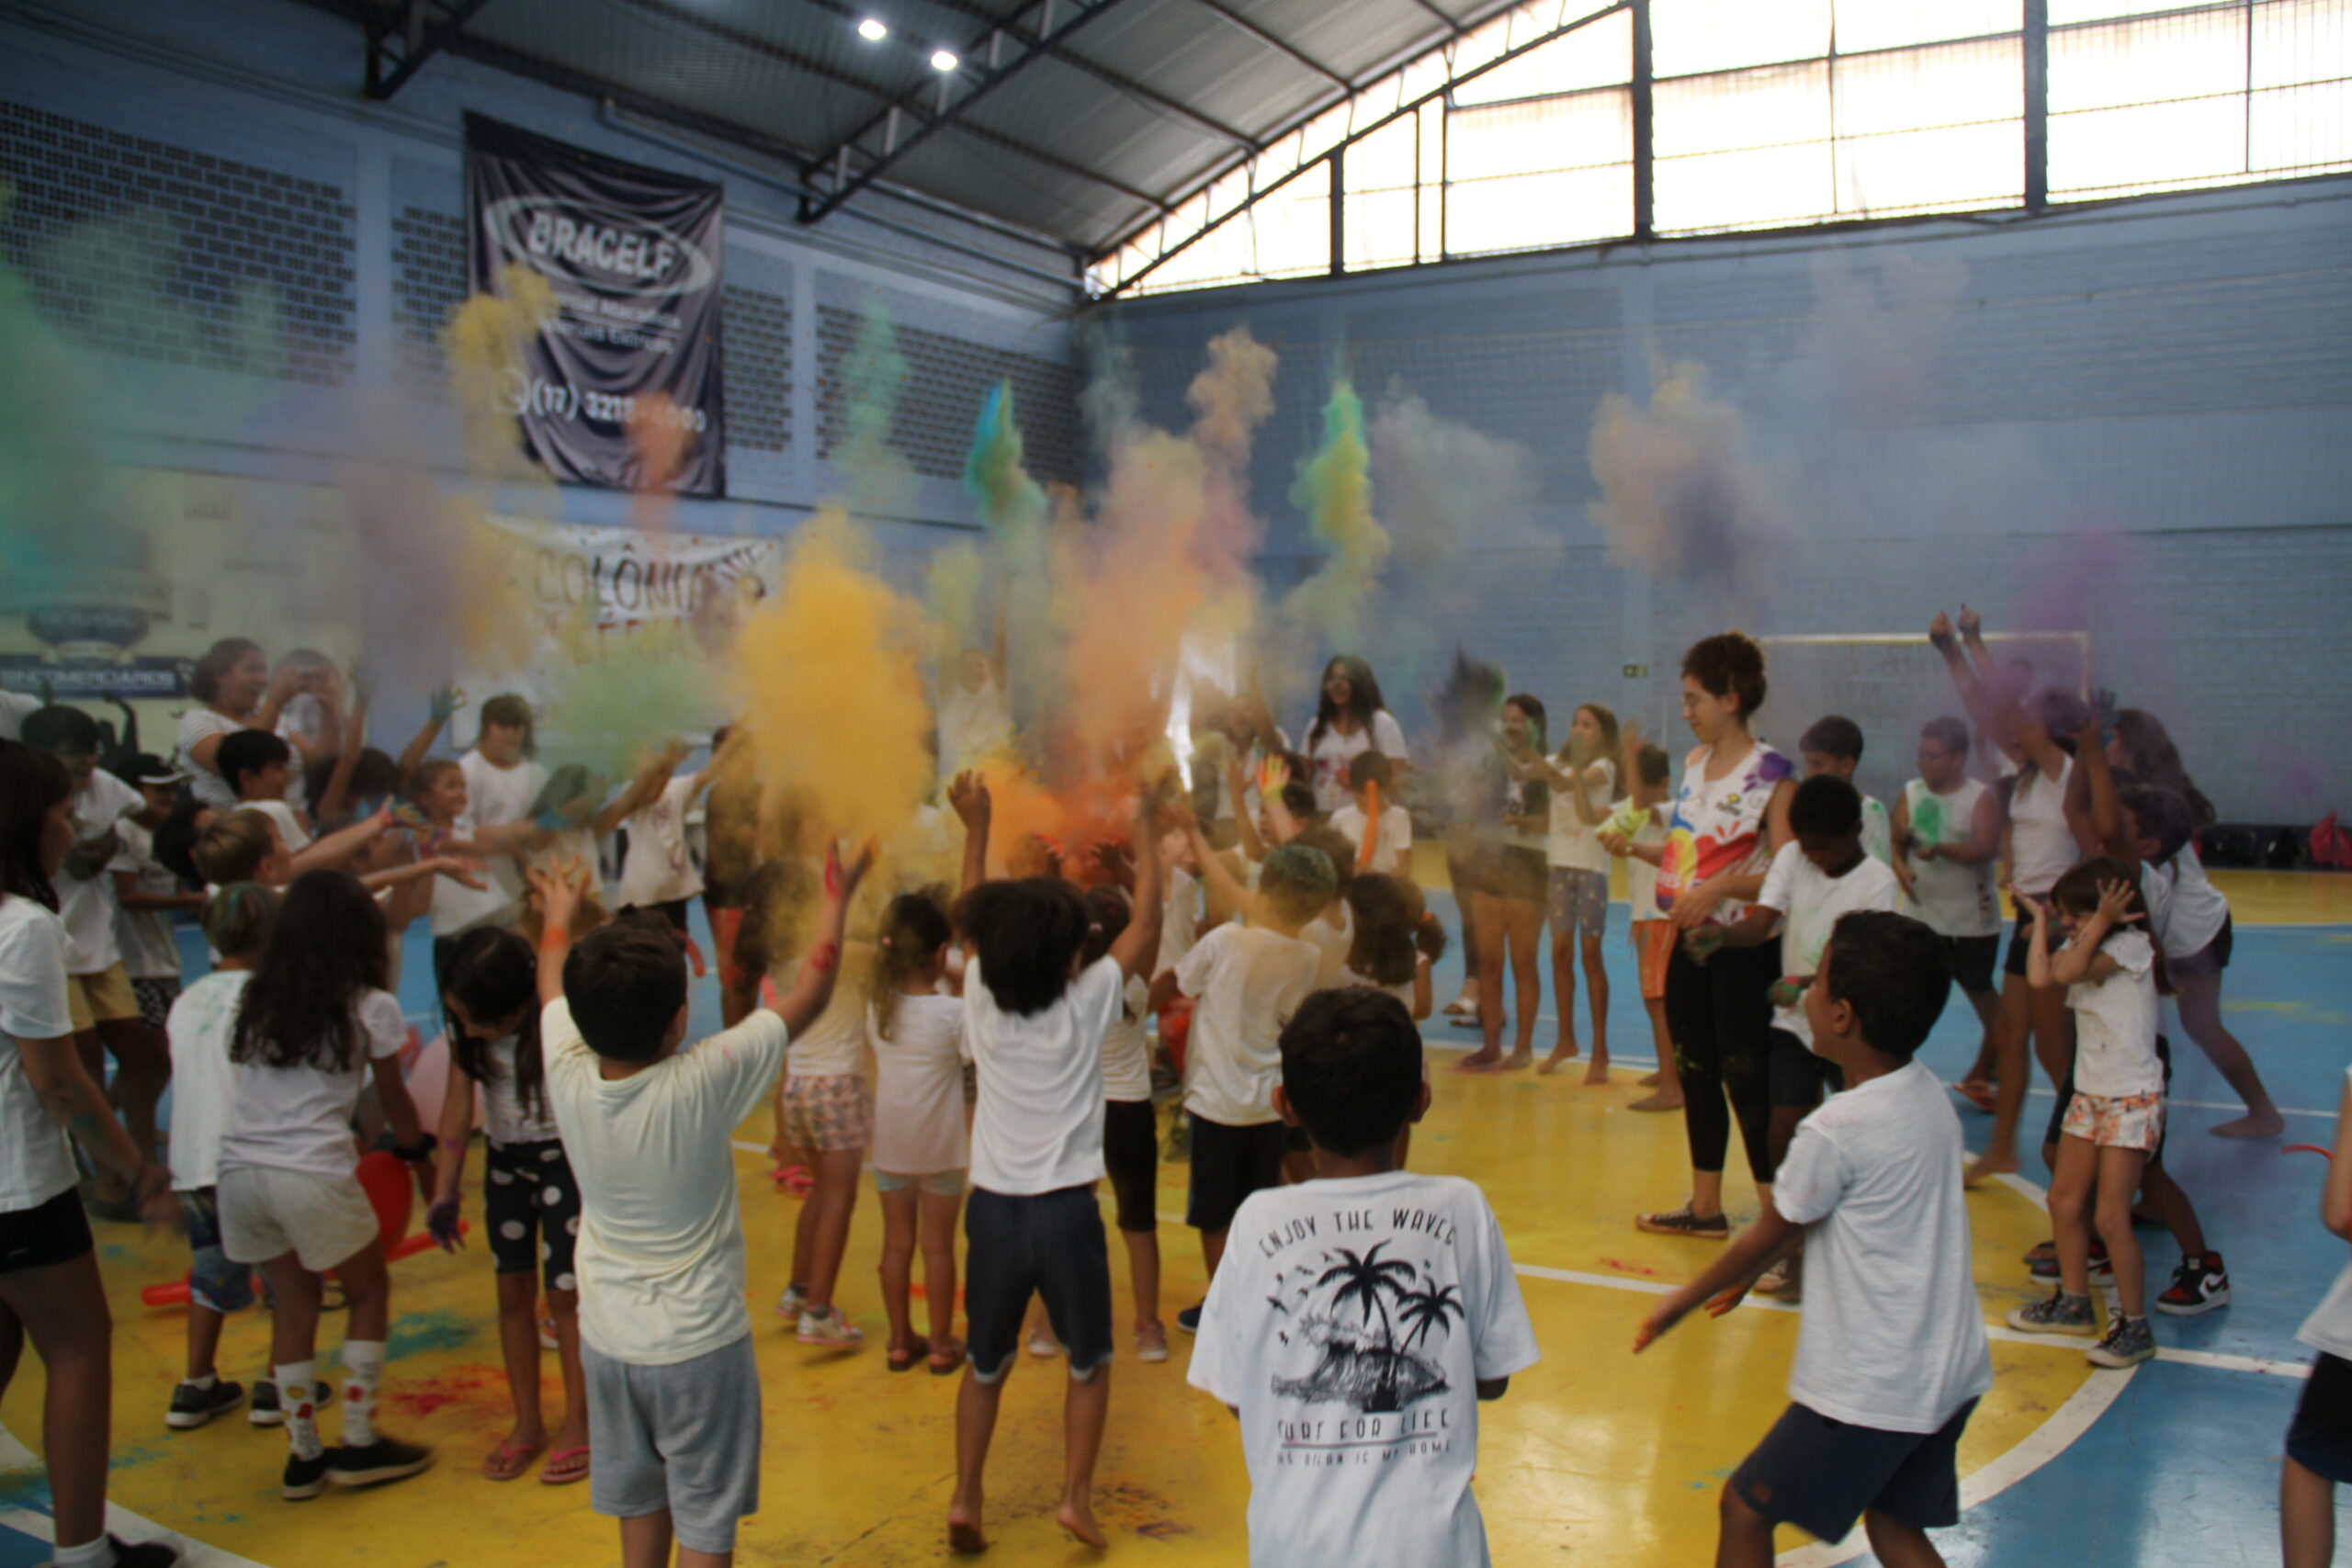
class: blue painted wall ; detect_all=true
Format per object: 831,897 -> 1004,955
1100,181 -> 2352,822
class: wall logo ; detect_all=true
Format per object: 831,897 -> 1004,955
480,194 -> 718,298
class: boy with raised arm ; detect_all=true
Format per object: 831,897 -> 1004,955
531,843 -> 867,1568
944,770 -> 1165,1553
1636,911 -> 1990,1568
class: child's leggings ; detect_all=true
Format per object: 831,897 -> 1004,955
1663,940 -> 1778,1182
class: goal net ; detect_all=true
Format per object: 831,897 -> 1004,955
1757,632 -> 2091,796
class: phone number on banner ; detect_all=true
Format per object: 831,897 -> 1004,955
507,375 -> 708,433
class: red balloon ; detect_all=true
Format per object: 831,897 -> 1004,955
354,1150 -> 414,1248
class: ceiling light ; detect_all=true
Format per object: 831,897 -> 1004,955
931,49 -> 959,71
856,17 -> 887,40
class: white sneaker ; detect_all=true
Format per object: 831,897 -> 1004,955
775,1283 -> 807,1319
1028,1331 -> 1061,1358
1136,1324 -> 1170,1363
797,1307 -> 865,1348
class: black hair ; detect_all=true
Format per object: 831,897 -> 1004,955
1346,751 -> 1394,793
562,918 -> 689,1062
1920,715 -> 1969,756
478,693 -> 538,759
731,859 -> 818,979
188,637 -> 261,705
871,888 -> 955,1040
216,728 -> 292,797
1681,632 -> 1767,720
2051,854 -> 2173,996
438,926 -> 545,1116
1272,778 -> 1313,824
153,790 -> 208,889
1342,873 -> 1423,988
1080,886 -> 1142,1021
1306,655 -> 1389,752
1789,773 -> 1862,837
1279,987 -> 1423,1156
231,870 -> 390,1071
1503,692 -> 1547,752
956,876 -> 1091,1016
19,705 -> 99,757
2120,784 -> 2196,863
0,739 -> 72,909
1634,742 -> 1671,787
1800,715 -> 1864,763
1816,910 -> 1950,1058
2113,709 -> 2215,827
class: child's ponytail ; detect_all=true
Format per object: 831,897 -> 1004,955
870,888 -> 953,1041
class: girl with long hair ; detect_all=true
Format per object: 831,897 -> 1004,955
866,890 -> 969,1373
215,868 -> 435,1499
1301,655 -> 1408,817
425,926 -> 591,1483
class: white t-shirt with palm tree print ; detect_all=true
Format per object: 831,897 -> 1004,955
1187,1169 -> 1541,1568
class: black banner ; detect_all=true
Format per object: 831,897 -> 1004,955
465,114 -> 727,496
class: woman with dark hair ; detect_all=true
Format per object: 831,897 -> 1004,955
2109,708 -> 2217,828
1300,655 -> 1408,817
1634,634 -> 1795,1240
176,637 -> 304,812
0,739 -> 181,1568
215,868 -> 435,1498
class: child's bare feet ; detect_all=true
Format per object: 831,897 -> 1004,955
1962,1148 -> 2018,1187
1454,1050 -> 1504,1073
1637,1070 -> 1660,1087
1627,1089 -> 1683,1111
1500,1050 -> 1534,1071
2210,1110 -> 2285,1139
1953,1078 -> 1997,1113
948,1498 -> 988,1554
1057,1499 -> 1107,1548
1536,1042 -> 1577,1076
1583,1055 -> 1610,1085
481,1427 -> 546,1482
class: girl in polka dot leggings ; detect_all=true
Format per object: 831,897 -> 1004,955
425,928 -> 592,1485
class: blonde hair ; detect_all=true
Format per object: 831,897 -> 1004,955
193,808 -> 277,886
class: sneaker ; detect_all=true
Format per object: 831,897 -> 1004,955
165,1378 -> 246,1429
2005,1290 -> 2098,1337
106,1536 -> 183,1567
1027,1331 -> 1061,1358
2155,1252 -> 2232,1316
1177,1304 -> 1203,1336
1634,1204 -> 1730,1241
2086,1314 -> 2157,1368
329,1436 -> 435,1489
1136,1323 -> 1170,1363
796,1306 -> 865,1348
282,1448 -> 335,1501
538,1315 -> 559,1351
775,1283 -> 808,1320
2028,1243 -> 2112,1286
1753,1254 -> 1801,1302
250,1379 -> 328,1428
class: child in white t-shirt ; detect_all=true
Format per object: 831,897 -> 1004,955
1148,839 -> 1330,1331
214,869 -> 435,1501
1534,703 -> 1619,1079
1328,752 -> 1411,878
162,885 -> 278,1433
2006,858 -> 2164,1368
2282,1064 -> 2352,1564
611,735 -> 739,935
216,729 -> 315,858
107,758 -> 204,1032
1190,987 -> 1538,1568
1601,739 -> 1683,1113
1800,716 -> 1894,868
1336,873 -> 1443,1166
1638,910 -> 1991,1566
532,845 -> 864,1563
866,890 -> 970,1374
944,773 -> 1164,1552
1696,775 -> 1902,1300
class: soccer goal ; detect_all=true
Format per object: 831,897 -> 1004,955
1757,631 -> 2091,788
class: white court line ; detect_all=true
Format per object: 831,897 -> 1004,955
0,1425 -> 273,1568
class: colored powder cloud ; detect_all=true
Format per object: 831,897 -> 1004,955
1587,361 -> 1783,613
1283,378 -> 1389,650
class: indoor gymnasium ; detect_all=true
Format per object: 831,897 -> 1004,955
0,1 -> 2348,1564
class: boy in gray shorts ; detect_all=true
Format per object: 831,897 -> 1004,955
531,846 -> 865,1565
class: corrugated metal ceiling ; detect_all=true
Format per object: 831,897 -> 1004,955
307,0 -> 1519,255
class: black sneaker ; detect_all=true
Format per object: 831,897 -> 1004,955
283,1448 -> 335,1501
105,1536 -> 181,1567
165,1379 -> 246,1429
1176,1304 -> 1203,1336
328,1436 -> 435,1490
250,1378 -> 330,1428
2155,1251 -> 2231,1316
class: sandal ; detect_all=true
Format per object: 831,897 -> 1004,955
887,1337 -> 932,1373
539,1445 -> 590,1486
1634,1204 -> 1729,1240
770,1165 -> 814,1196
928,1337 -> 967,1376
1954,1079 -> 1998,1113
481,1436 -> 545,1482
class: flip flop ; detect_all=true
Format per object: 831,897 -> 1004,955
770,1165 -> 814,1196
481,1436 -> 545,1482
539,1445 -> 590,1486
887,1337 -> 932,1373
1954,1079 -> 1998,1113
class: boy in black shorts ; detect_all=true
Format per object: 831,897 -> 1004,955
1638,911 -> 1991,1566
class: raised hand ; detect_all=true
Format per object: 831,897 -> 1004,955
1957,604 -> 1982,638
947,770 -> 991,829
1257,754 -> 1292,798
2095,877 -> 2142,925
1928,610 -> 1953,644
428,682 -> 469,723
